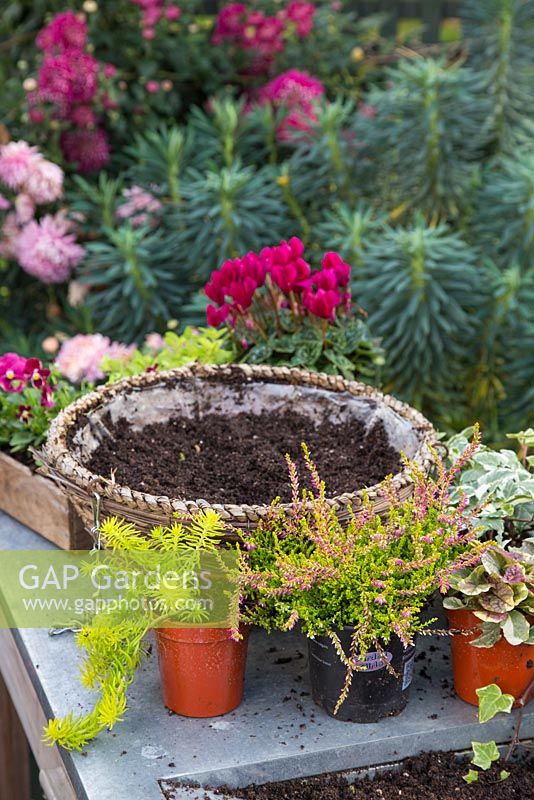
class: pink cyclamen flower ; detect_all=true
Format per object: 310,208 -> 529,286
261,237 -> 310,294
36,11 -> 87,53
321,251 -> 351,287
16,213 -> 85,284
303,287 -> 341,320
55,334 -> 135,383
60,127 -> 111,173
0,353 -> 28,392
0,141 -> 40,191
206,304 -> 230,327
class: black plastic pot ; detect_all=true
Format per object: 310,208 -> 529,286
308,629 -> 416,723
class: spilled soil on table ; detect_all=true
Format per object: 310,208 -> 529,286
87,411 -> 401,504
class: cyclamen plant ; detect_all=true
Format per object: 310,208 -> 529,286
444,541 -> 534,647
204,237 -> 383,380
237,432 -> 486,711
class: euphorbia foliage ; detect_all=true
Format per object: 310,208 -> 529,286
205,238 -> 383,380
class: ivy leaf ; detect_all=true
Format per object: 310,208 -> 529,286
471,741 -> 500,770
463,769 -> 479,784
502,610 -> 530,645
499,770 -> 511,781
476,684 -> 514,723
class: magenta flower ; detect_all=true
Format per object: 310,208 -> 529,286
322,251 -> 351,287
206,304 -> 230,327
278,1 -> 316,38
262,237 -> 310,294
302,287 -> 341,320
38,51 -> 99,107
36,11 -> 88,53
60,127 -> 111,173
16,213 -> 85,284
0,353 -> 28,392
257,69 -> 325,141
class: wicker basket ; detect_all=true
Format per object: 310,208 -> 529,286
38,364 -> 438,540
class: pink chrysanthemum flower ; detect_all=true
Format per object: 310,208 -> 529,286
24,158 -> 63,204
16,213 -> 85,284
14,193 -> 35,224
37,51 -> 99,107
36,11 -> 88,53
60,127 -> 111,173
0,213 -> 20,259
55,334 -> 135,383
0,193 -> 10,210
0,141 -> 40,191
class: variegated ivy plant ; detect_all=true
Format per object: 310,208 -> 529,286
444,541 -> 534,647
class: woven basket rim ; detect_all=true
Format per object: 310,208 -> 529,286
40,363 -> 438,521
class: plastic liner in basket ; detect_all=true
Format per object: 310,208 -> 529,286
38,364 -> 437,538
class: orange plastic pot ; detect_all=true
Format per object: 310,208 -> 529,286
155,626 -> 250,717
446,609 -> 534,707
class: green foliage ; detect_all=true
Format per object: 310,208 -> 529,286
461,0 -> 534,153
446,427 -> 534,540
473,152 -> 534,271
243,314 -> 384,382
366,59 -> 484,221
239,436 -> 484,711
315,203 -> 387,266
353,219 -> 482,410
102,326 -> 231,382
444,541 -> 534,646
0,373 -> 88,454
476,683 -> 514,723
43,510 -> 232,750
471,740 -> 501,770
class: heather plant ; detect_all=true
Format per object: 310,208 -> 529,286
443,540 -> 534,647
238,432 -> 485,711
204,237 -> 383,380
0,351 -> 88,453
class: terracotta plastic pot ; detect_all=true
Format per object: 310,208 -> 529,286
309,629 -> 416,723
446,609 -> 534,707
155,626 -> 250,717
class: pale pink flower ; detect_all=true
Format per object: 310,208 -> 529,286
55,334 -> 135,382
144,332 -> 165,350
117,185 -> 162,228
14,193 -> 36,224
24,158 -> 63,204
0,193 -> 10,210
42,336 -> 60,354
68,279 -> 90,307
0,212 -> 20,259
16,213 -> 85,284
0,141 -> 40,191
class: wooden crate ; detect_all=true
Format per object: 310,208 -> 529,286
0,452 -> 92,550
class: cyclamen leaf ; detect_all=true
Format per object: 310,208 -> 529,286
476,684 -> 514,723
471,741 -> 500,771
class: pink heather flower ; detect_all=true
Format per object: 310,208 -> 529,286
36,11 -> 87,53
371,579 -> 386,588
165,5 -> 182,20
60,127 -> 111,173
14,193 -> 36,224
55,334 -> 135,383
0,353 -> 28,392
0,212 -> 21,259
24,158 -> 63,204
278,1 -> 316,38
258,69 -> 325,141
116,185 -> 162,228
16,213 -> 85,284
0,141 -> 40,191
0,193 -> 10,210
375,595 -> 386,605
